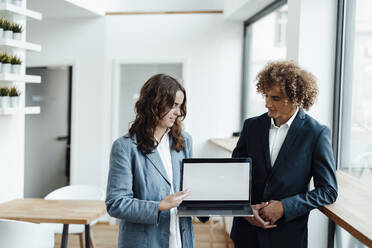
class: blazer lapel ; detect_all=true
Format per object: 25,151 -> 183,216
145,150 -> 171,186
269,109 -> 306,177
262,114 -> 272,174
169,136 -> 181,192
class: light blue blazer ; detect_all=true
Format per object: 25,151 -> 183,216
106,132 -> 195,248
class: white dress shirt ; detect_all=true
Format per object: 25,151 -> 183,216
269,108 -> 299,167
156,131 -> 182,248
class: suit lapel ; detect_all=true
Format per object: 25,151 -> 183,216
145,149 -> 171,186
269,109 -> 306,177
169,136 -> 180,192
262,115 -> 272,174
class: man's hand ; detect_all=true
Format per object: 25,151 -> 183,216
244,202 -> 277,229
259,200 -> 284,224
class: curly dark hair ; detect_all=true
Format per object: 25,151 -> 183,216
256,60 -> 318,110
128,74 -> 187,154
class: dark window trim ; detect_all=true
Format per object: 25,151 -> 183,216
240,0 -> 287,126
330,0 -> 347,247
332,0 -> 346,171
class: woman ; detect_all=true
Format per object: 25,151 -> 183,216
106,74 -> 195,248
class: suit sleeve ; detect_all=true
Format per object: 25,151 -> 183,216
281,127 -> 338,222
105,139 -> 160,225
232,119 -> 250,158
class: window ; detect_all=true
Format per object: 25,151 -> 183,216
337,0 -> 372,187
241,1 -> 287,122
333,0 -> 372,247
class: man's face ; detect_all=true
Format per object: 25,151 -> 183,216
264,83 -> 297,126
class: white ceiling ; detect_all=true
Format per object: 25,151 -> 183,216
28,0 -> 224,19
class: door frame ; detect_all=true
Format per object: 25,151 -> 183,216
26,60 -> 79,185
111,58 -> 188,143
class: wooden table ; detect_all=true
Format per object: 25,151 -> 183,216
319,172 -> 372,247
0,198 -> 106,248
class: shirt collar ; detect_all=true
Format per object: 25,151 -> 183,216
154,128 -> 171,144
271,107 -> 299,128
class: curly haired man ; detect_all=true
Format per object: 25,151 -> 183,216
231,61 -> 338,248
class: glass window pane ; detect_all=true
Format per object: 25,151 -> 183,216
243,5 -> 287,119
340,0 -> 372,188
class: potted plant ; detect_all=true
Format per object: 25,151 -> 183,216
2,20 -> 12,39
0,53 -> 4,73
0,87 -> 10,108
1,54 -> 11,74
9,87 -> 21,108
10,55 -> 21,74
0,19 -> 4,38
11,23 -> 23,40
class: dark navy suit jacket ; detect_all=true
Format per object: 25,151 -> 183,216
230,110 -> 338,248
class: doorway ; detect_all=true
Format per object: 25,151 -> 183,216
24,66 -> 72,197
114,62 -> 183,138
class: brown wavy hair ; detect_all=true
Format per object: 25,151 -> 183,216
256,60 -> 318,110
128,74 -> 187,154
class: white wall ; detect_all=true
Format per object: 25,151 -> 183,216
27,14 -> 242,191
105,13 -> 243,158
27,17 -> 107,189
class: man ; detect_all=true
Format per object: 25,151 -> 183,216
231,61 -> 338,248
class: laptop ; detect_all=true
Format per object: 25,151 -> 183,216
177,158 -> 253,216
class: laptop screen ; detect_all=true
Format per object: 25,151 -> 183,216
182,160 -> 250,201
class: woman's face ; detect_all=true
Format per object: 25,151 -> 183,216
157,90 -> 185,130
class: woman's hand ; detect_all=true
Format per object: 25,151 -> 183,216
158,190 -> 191,211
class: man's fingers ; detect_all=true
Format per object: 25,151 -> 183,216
263,224 -> 277,229
256,202 -> 269,209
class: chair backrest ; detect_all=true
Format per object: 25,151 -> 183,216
45,184 -> 105,200
0,219 -> 54,248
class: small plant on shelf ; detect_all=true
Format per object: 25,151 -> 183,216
10,55 -> 22,74
2,20 -> 13,39
0,87 -> 10,108
0,54 -> 11,74
9,87 -> 21,97
10,55 -> 21,65
11,23 -> 23,40
9,87 -> 21,108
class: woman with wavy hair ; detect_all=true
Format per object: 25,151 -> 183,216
106,74 -> 195,248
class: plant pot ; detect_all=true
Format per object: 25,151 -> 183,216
0,96 -> 10,108
3,30 -> 12,39
2,63 -> 11,74
13,32 -> 22,41
0,28 -> 3,38
12,64 -> 21,74
10,97 -> 20,108
0,63 -> 2,74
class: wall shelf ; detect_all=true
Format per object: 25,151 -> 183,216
0,73 -> 41,83
0,106 -> 40,115
0,3 -> 42,20
0,38 -> 41,52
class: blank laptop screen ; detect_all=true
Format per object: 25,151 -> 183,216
182,162 -> 250,201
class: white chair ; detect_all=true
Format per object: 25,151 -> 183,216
0,219 -> 54,248
44,184 -> 105,248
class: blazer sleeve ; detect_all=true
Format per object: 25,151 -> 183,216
105,139 -> 160,225
281,127 -> 338,223
232,119 -> 250,158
